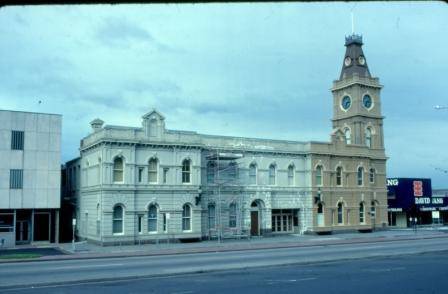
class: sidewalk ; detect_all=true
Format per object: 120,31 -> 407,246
2,226 -> 448,263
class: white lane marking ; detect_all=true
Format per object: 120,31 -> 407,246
363,267 -> 406,273
53,263 -> 124,270
267,277 -> 317,284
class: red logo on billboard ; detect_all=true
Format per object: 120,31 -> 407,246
413,181 -> 423,197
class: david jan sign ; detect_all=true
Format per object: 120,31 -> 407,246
415,197 -> 444,205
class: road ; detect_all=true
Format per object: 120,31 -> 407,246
6,251 -> 446,294
0,236 -> 447,292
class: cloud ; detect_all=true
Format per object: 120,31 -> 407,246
95,16 -> 182,53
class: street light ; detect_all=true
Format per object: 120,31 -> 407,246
434,105 -> 448,110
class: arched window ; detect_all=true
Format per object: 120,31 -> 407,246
182,204 -> 191,231
336,166 -> 343,186
315,165 -> 323,186
369,168 -> 375,184
337,202 -> 343,224
112,205 -> 124,234
207,162 -> 215,184
365,128 -> 372,148
148,204 -> 158,232
113,157 -> 124,183
229,203 -> 237,228
371,201 -> 376,220
288,165 -> 295,186
344,128 -> 351,144
357,167 -> 364,186
359,202 -> 365,223
249,163 -> 257,185
208,204 -> 216,229
182,159 -> 191,184
148,158 -> 158,183
269,164 -> 276,185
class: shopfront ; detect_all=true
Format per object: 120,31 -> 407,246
387,178 -> 448,227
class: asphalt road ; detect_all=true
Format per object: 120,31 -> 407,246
1,236 -> 447,292
7,251 -> 447,294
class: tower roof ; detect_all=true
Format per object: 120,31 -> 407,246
339,34 -> 371,80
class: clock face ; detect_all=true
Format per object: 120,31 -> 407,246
344,57 -> 352,66
358,56 -> 366,65
341,96 -> 351,110
363,94 -> 372,109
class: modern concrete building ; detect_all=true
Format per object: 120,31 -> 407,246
0,110 -> 61,248
68,34 -> 388,245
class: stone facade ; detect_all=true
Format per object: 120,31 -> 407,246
68,35 -> 388,245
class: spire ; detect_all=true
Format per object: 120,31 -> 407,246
339,34 -> 371,80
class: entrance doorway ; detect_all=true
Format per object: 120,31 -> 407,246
250,200 -> 263,236
33,213 -> 50,242
15,220 -> 30,244
251,211 -> 259,236
271,209 -> 294,233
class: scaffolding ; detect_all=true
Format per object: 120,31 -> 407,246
205,150 -> 244,243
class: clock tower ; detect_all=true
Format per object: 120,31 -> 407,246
332,34 -> 384,150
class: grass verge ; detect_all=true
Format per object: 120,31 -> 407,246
0,253 -> 42,260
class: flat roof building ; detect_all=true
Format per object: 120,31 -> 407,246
0,110 -> 61,248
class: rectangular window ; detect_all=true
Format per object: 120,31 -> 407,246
138,215 -> 143,234
162,213 -> 167,232
10,169 -> 23,189
138,168 -> 144,183
11,130 -> 24,150
163,168 -> 169,184
208,205 -> 216,229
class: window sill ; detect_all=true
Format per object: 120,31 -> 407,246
112,233 -> 124,236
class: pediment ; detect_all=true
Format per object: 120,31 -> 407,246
142,109 -> 165,121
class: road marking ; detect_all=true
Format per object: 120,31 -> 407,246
363,267 -> 406,273
53,263 -> 124,270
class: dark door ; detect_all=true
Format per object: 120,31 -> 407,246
251,211 -> 259,236
34,213 -> 50,241
16,220 -> 30,243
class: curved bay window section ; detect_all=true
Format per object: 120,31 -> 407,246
112,205 -> 124,234
344,128 -> 351,144
359,202 -> 365,224
357,167 -> 364,186
182,159 -> 191,184
229,203 -> 237,228
287,165 -> 295,186
249,163 -> 257,185
365,127 -> 372,148
336,166 -> 343,186
337,202 -> 344,224
315,165 -> 323,186
182,204 -> 192,231
206,162 -> 215,184
147,204 -> 158,233
208,204 -> 216,229
113,157 -> 124,183
371,201 -> 377,221
268,164 -> 276,185
369,168 -> 376,184
148,158 -> 158,184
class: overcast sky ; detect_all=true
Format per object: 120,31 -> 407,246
0,2 -> 447,188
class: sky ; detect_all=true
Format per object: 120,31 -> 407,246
0,2 -> 447,188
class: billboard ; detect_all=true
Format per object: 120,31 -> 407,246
387,178 -> 448,212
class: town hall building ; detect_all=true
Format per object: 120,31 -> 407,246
67,34 -> 388,245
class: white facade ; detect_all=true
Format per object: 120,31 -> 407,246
0,110 -> 61,247
69,35 -> 388,245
